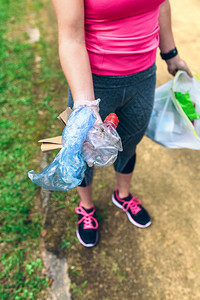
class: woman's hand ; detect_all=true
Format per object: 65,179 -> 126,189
73,99 -> 102,124
165,55 -> 193,78
91,107 -> 103,124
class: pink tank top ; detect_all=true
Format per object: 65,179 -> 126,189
84,0 -> 165,75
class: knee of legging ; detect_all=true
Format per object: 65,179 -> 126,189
114,153 -> 136,174
78,166 -> 94,187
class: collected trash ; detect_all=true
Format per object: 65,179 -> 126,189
146,71 -> 200,149
82,113 -> 123,167
28,107 -> 122,191
28,106 -> 96,191
174,91 -> 200,121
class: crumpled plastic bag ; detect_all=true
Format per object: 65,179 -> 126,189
28,106 -> 96,191
82,122 -> 123,167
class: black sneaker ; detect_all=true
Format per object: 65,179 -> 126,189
112,189 -> 151,228
75,202 -> 99,247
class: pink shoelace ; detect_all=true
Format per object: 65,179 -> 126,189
75,205 -> 98,230
121,196 -> 142,215
116,190 -> 142,215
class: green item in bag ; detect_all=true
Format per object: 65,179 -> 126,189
174,91 -> 200,121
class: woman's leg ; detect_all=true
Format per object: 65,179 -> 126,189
67,87 -> 101,247
115,153 -> 136,198
112,65 -> 156,228
77,184 -> 93,209
115,172 -> 133,198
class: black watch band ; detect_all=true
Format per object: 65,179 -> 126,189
160,47 -> 178,60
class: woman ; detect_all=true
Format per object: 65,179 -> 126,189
52,0 -> 192,247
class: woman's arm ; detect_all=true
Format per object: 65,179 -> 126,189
52,0 -> 95,102
159,0 -> 193,77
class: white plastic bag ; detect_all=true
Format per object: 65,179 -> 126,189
146,71 -> 200,149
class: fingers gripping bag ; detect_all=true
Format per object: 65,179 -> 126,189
28,106 -> 96,191
146,71 -> 200,149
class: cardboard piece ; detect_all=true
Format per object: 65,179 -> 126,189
39,136 -> 62,152
57,107 -> 73,125
39,107 -> 72,152
39,136 -> 62,144
41,142 -> 62,152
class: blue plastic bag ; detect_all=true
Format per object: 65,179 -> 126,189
28,106 -> 96,191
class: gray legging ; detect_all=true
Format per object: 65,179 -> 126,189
67,63 -> 156,187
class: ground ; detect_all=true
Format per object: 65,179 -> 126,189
42,0 -> 200,299
2,0 -> 199,299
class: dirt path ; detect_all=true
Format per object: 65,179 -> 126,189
42,0 -> 200,299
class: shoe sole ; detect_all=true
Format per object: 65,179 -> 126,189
76,229 -> 99,248
112,195 -> 151,228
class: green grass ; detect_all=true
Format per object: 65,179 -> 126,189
0,0 -> 67,298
